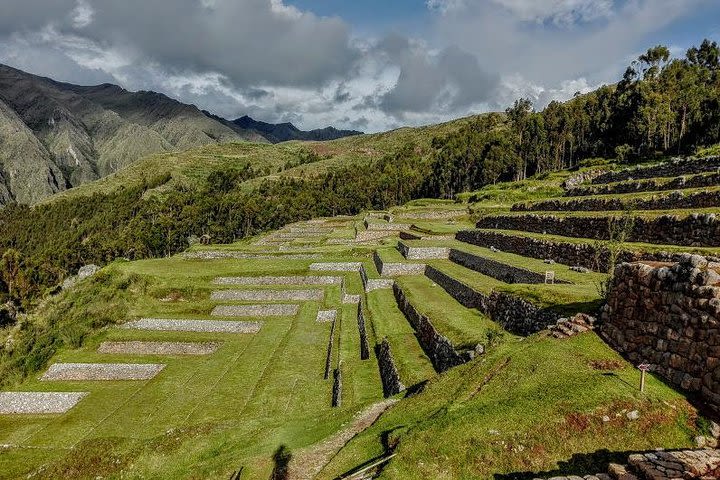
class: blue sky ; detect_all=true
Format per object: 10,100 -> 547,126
0,0 -> 718,132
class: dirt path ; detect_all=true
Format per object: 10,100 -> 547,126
287,399 -> 398,480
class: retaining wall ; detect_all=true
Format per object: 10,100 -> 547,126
566,172 -> 720,197
456,229 -> 708,272
476,213 -> 720,247
376,338 -> 405,397
449,248 -> 554,284
392,283 -> 466,372
398,242 -> 450,260
514,189 -> 720,212
357,302 -> 371,360
601,255 -> 720,414
425,266 -> 558,336
591,156 -> 720,185
373,251 -> 426,276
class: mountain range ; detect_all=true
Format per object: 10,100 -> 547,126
0,64 -> 361,205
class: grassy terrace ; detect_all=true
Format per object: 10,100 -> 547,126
427,260 -> 602,315
477,228 -> 720,257
514,185 -> 720,209
365,289 -> 436,387
320,333 -> 699,480
566,170 -> 720,195
0,250 -> 384,479
480,206 -> 720,218
395,275 -> 498,349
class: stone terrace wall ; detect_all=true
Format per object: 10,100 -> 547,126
449,248 -> 552,284
373,251 -> 426,277
561,169 -> 606,189
397,242 -> 450,260
601,255 -> 720,413
591,156 -> 720,185
357,302 -> 370,360
392,283 -> 466,372
456,229 -> 707,272
376,338 -> 405,397
425,266 -> 558,336
566,171 -> 720,197
476,213 -> 720,247
513,189 -> 720,212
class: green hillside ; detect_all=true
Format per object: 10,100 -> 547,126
45,116 -> 478,203
2,154 -> 719,479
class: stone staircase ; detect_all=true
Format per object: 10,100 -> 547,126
548,313 -> 597,339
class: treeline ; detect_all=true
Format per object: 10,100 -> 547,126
430,39 -> 720,197
0,145 -> 428,308
2,38 -> 720,308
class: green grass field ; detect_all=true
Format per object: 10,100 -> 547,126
2,155 -> 718,479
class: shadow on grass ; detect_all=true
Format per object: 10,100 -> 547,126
493,448 -> 635,480
545,300 -> 603,318
270,445 -> 292,480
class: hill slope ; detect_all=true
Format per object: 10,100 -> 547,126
0,65 -> 361,205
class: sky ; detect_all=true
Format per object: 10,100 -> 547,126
0,1 -> 718,133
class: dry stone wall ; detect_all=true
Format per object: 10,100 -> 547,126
357,302 -> 371,360
373,251 -> 426,276
376,338 -> 405,397
456,229 -> 707,272
566,171 -> 720,197
398,242 -> 450,260
392,283 -> 467,372
561,169 -> 607,189
332,368 -> 342,407
513,189 -> 720,212
449,248 -> 558,284
601,255 -> 720,413
476,213 -> 720,247
424,266 -> 559,336
591,156 -> 720,185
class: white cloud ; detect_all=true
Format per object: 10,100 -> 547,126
71,0 -> 94,28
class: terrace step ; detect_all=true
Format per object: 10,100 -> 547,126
455,229 -> 719,272
566,171 -> 720,197
475,212 -> 720,247
590,156 -> 720,185
513,188 -> 720,212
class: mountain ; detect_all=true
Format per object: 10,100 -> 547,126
0,65 -> 361,205
219,114 -> 363,143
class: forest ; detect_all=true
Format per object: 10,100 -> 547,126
1,39 -> 719,312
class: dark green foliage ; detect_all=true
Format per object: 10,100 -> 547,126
428,39 -> 720,197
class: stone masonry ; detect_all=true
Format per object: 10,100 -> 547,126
475,213 -> 720,247
591,156 -> 720,185
601,255 -> 720,413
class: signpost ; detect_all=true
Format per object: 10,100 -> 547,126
638,363 -> 651,392
545,271 -> 555,284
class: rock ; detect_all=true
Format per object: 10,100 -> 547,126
602,415 -> 610,423
626,410 -> 640,420
77,264 -> 100,280
570,266 -> 590,273
710,420 -> 720,438
544,259 -> 555,264
474,344 -> 485,355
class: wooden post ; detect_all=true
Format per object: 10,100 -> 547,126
638,363 -> 650,393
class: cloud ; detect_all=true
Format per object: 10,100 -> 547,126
0,0 -> 713,132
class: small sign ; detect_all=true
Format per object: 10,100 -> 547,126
638,363 -> 651,392
545,271 -> 555,284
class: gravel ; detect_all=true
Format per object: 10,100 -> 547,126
210,289 -> 324,301
316,310 -> 337,323
41,363 -> 165,381
98,341 -> 221,355
122,318 -> 262,334
0,392 -> 88,414
213,276 -> 342,286
309,262 -> 363,272
211,304 -> 299,317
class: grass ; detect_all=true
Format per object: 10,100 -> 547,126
2,158 -> 716,479
319,333 -> 701,480
45,115 -> 480,205
395,275 -> 497,349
